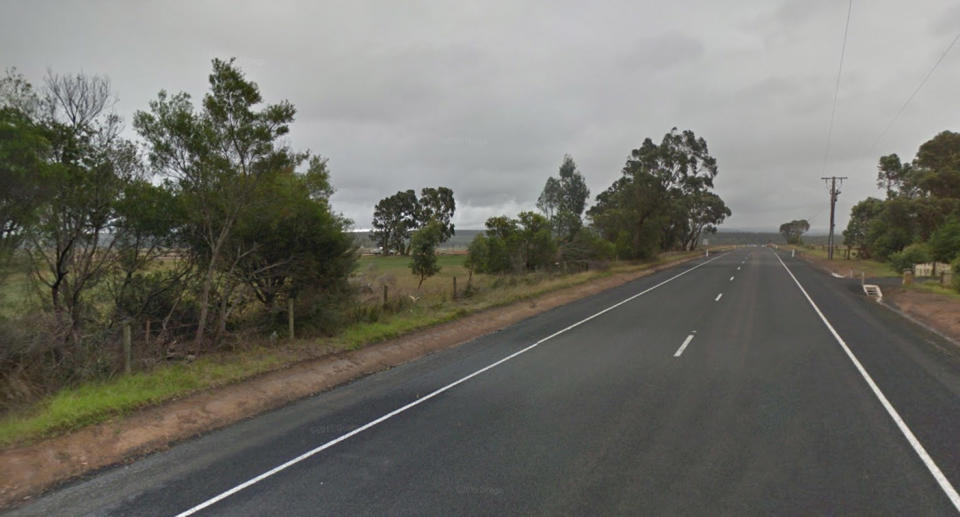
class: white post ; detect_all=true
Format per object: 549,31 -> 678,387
791,249 -> 795,258
705,249 -> 710,257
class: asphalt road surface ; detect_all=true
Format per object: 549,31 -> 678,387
10,248 -> 960,516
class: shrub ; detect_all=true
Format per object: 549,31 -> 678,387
889,243 -> 932,273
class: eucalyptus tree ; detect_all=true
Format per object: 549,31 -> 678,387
135,58 -> 301,346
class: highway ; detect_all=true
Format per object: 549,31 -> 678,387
10,248 -> 960,516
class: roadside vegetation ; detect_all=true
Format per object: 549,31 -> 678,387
0,60 -> 730,446
838,131 -> 960,291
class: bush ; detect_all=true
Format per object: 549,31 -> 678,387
889,243 -> 932,273
929,216 -> 960,264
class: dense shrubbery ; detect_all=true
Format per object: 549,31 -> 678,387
0,61 -> 358,407
843,131 -> 960,288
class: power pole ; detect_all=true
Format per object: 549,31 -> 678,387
821,176 -> 847,260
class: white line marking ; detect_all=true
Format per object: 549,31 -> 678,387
173,254 -> 728,516
773,251 -> 960,512
737,266 -> 741,271
674,334 -> 695,357
729,276 -> 735,282
714,293 -> 723,302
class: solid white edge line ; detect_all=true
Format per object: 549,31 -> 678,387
773,250 -> 960,512
714,293 -> 723,302
173,253 -> 729,516
674,334 -> 695,357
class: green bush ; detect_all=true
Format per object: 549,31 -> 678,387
889,242 -> 932,273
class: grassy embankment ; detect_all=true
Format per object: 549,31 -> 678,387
0,251 -> 699,447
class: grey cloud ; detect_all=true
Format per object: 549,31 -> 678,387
3,0 -> 959,231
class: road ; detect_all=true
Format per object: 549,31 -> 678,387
9,248 -> 960,516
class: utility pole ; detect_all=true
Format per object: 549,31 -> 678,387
821,176 -> 847,260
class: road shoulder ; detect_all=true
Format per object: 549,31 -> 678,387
0,254 -> 702,510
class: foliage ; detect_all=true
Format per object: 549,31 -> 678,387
371,187 -> 455,255
416,187 -> 456,243
889,243 -> 931,273
587,128 -> 728,257
928,216 -> 960,264
843,197 -> 884,258
537,154 -> 590,240
135,57 -> 303,346
371,189 -> 418,255
778,219 -> 810,245
409,220 -> 443,288
466,212 -> 559,274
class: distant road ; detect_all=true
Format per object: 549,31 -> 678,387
10,249 -> 960,515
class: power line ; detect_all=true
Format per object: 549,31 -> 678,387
821,0 -> 854,176
870,30 -> 960,152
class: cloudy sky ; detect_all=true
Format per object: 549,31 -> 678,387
3,0 -> 959,232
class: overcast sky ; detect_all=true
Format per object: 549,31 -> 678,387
3,0 -> 959,232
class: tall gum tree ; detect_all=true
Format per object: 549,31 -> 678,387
135,58 -> 299,346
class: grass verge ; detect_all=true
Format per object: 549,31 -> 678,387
0,252 -> 699,448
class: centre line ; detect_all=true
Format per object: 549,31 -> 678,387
715,293 -> 723,302
674,334 -> 695,357
737,266 -> 741,271
729,276 -> 735,281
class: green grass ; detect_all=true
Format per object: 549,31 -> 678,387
908,280 -> 960,300
0,351 -> 288,446
0,251 -> 699,448
789,245 -> 898,278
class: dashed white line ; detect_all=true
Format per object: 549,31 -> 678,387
773,251 -> 960,512
674,333 -> 695,357
729,276 -> 735,282
714,293 -> 723,302
737,266 -> 741,271
173,253 -> 728,517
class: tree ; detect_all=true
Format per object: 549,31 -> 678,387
876,154 -> 917,199
929,216 -> 960,264
228,163 -> 356,313
371,190 -> 418,255
409,220 -> 442,288
517,211 -> 555,270
913,130 -> 960,199
843,197 -> 884,258
587,128 -> 725,258
135,58 -> 300,346
0,71 -> 49,267
372,187 -> 456,255
779,219 -> 810,245
416,187 -> 456,243
23,71 -> 139,338
680,191 -> 730,250
466,214 -> 558,273
538,155 -> 589,240
109,179 -> 188,327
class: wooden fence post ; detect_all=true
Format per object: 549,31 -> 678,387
452,276 -> 457,300
288,297 -> 295,340
383,284 -> 389,307
123,322 -> 132,375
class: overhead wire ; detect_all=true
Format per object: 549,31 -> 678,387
821,0 -> 854,176
869,30 -> 960,152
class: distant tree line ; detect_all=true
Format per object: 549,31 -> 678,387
462,129 -> 730,275
0,60 -> 356,403
843,130 -> 960,283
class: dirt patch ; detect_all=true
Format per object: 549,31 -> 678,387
0,255 -> 698,508
885,288 -> 960,344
